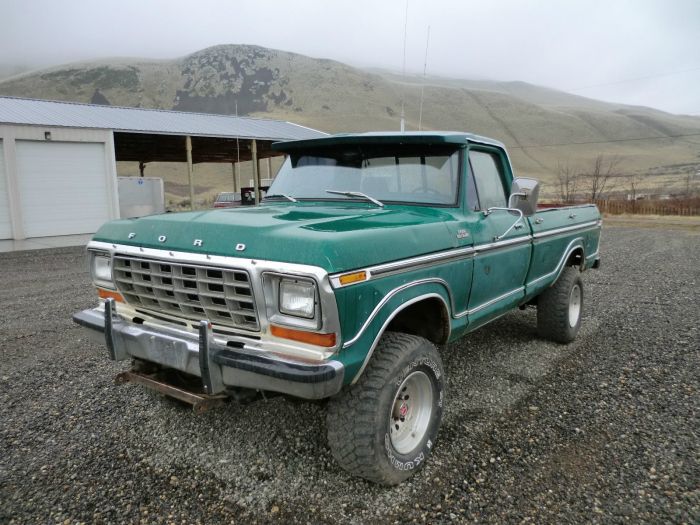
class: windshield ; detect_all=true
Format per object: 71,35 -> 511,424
266,145 -> 461,206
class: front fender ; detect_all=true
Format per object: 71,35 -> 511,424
334,279 -> 453,383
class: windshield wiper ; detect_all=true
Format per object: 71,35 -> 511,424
325,190 -> 384,207
264,193 -> 297,202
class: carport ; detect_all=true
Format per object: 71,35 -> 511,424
0,96 -> 326,241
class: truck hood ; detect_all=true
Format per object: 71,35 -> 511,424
93,203 -> 459,273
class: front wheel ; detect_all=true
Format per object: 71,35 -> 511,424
326,332 -> 445,485
537,266 -> 584,343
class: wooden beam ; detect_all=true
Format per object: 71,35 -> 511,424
186,135 -> 195,210
252,139 -> 259,205
113,132 -> 285,163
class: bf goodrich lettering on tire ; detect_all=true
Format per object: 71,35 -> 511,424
326,332 -> 445,485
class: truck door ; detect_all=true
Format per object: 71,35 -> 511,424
466,148 -> 531,327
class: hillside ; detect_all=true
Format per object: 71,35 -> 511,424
1,44 -> 698,201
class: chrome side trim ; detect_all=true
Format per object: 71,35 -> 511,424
532,220 -> 599,239
461,286 -> 525,317
350,293 -> 449,384
330,247 -> 475,288
330,235 -> 531,288
586,250 -> 599,260
536,204 -> 598,213
333,224 -> 600,289
342,278 -> 453,348
526,238 -> 585,288
340,236 -> 537,346
343,277 -> 526,348
369,246 -> 475,278
473,234 -> 530,254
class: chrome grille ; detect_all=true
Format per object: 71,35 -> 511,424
112,255 -> 259,332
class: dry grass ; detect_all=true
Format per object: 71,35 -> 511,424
4,45 -> 699,200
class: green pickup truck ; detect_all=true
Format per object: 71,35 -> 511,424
74,132 -> 601,484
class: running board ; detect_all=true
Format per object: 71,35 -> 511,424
115,370 -> 228,413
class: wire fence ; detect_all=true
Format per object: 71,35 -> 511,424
539,197 -> 700,216
595,198 -> 700,216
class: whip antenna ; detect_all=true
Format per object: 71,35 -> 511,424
418,25 -> 430,131
400,0 -> 408,132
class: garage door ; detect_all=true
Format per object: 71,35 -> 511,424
0,141 -> 12,239
16,141 -> 111,238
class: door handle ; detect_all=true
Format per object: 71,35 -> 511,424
535,218 -> 544,224
568,213 -> 577,219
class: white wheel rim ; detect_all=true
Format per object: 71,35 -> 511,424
568,284 -> 582,327
389,371 -> 433,455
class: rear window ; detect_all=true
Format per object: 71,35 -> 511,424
216,193 -> 239,202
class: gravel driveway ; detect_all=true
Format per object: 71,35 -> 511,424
1,226 -> 698,524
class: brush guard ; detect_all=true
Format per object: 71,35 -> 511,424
72,298 -> 345,402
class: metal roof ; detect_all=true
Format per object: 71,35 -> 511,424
0,96 -> 327,141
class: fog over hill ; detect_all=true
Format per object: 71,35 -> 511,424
1,44 -> 698,198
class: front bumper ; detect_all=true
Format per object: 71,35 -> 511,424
73,299 -> 344,400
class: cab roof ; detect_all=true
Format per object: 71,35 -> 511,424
272,131 -> 506,152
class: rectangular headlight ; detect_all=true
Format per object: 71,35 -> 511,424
90,252 -> 114,289
279,279 -> 316,319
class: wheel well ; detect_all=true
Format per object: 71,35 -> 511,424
566,247 -> 584,268
385,297 -> 450,345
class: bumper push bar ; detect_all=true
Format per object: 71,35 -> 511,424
72,299 -> 345,400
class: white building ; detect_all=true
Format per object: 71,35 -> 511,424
0,96 -> 324,241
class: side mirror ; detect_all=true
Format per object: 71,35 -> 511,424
508,178 -> 540,217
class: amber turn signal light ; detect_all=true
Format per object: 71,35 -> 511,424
97,288 -> 124,303
270,325 -> 337,347
338,271 -> 367,286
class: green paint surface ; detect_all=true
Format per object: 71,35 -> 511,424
94,202 -> 461,273
92,132 -> 602,385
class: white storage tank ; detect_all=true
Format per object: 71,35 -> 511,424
118,177 -> 165,218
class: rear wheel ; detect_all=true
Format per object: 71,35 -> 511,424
537,266 -> 584,343
326,332 -> 444,485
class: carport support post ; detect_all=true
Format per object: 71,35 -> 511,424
231,162 -> 238,192
186,135 -> 195,210
252,139 -> 260,205
267,157 -> 272,179
257,158 -> 263,196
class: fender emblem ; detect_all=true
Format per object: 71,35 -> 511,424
193,239 -> 203,247
128,232 -> 136,239
235,243 -> 246,252
158,235 -> 167,243
457,229 -> 469,239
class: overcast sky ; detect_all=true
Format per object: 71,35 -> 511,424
1,0 -> 698,115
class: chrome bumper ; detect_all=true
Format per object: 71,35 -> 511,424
72,299 -> 344,400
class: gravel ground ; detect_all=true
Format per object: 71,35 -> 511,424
0,226 -> 698,524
